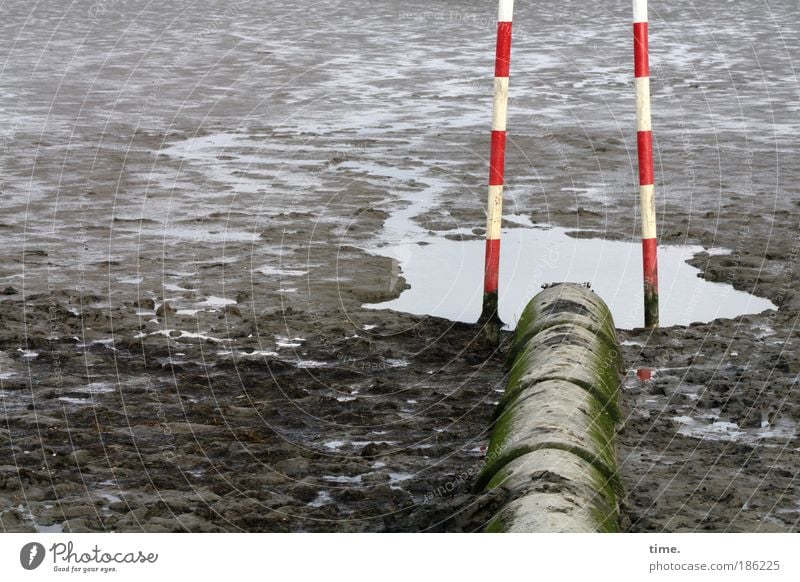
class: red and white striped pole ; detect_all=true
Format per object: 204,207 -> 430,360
481,0 -> 514,324
633,0 -> 659,327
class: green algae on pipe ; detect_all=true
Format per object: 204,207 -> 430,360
484,449 -> 620,533
477,379 -> 620,492
501,326 -> 623,419
479,283 -> 625,532
507,284 -> 619,363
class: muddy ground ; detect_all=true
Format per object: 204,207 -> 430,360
1,0 -> 800,532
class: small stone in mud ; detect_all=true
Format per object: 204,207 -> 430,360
274,457 -> 310,476
362,470 -> 390,484
156,302 -> 175,317
288,483 -> 320,503
235,291 -> 249,303
2,286 -> 18,295
360,442 -> 390,458
134,298 -> 156,310
63,518 -> 90,532
334,487 -> 366,502
224,304 -> 241,317
69,449 -> 93,465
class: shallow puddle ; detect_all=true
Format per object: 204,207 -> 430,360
367,224 -> 775,330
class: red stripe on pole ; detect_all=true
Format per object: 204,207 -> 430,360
633,22 -> 649,78
489,130 -> 506,186
484,238 -> 500,294
494,21 -> 512,78
637,130 -> 654,185
642,237 -> 658,287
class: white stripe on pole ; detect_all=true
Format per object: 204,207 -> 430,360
634,77 -> 652,131
633,0 -> 648,23
492,77 -> 510,131
639,184 -> 657,239
498,0 -> 514,22
486,185 -> 504,239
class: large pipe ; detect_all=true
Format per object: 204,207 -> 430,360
476,284 -> 624,532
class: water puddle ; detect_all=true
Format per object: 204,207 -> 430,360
134,329 -> 231,344
322,439 -> 396,452
323,475 -> 363,484
341,157 -> 774,329
367,224 -> 775,330
674,415 -> 797,447
308,491 -> 334,508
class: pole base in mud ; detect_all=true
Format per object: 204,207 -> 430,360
479,292 -> 503,344
644,289 -> 659,328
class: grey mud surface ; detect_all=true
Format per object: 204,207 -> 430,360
1,0 -> 799,532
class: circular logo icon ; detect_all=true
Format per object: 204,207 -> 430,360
20,542 -> 46,570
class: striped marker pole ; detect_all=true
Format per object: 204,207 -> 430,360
481,0 -> 514,325
633,0 -> 659,327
